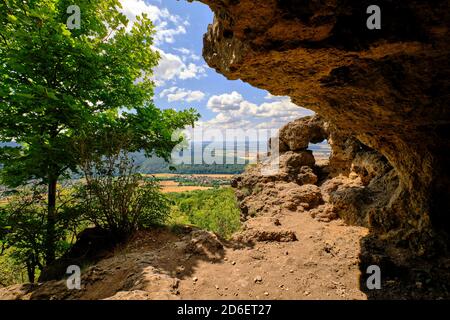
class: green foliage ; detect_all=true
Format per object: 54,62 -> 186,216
76,149 -> 171,238
168,188 -> 241,239
0,0 -> 198,186
0,248 -> 27,287
0,184 -> 82,282
0,0 -> 199,263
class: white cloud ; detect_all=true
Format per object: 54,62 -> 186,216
264,93 -> 286,101
175,48 -> 202,62
118,1 -> 206,85
179,63 -> 207,80
160,87 -> 205,102
253,99 -> 309,119
153,49 -> 207,85
207,91 -> 244,112
202,92 -> 313,130
155,23 -> 186,44
153,51 -> 183,81
174,47 -> 191,55
119,0 -> 188,45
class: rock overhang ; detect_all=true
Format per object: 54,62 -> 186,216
191,0 -> 450,256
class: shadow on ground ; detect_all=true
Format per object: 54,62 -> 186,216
358,235 -> 450,299
26,225 -> 253,300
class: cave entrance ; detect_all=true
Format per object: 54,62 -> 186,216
308,140 -> 331,164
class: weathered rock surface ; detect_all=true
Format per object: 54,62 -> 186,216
231,114 -> 391,227
278,115 -> 327,151
195,0 -> 450,257
232,229 -> 298,244
229,111 -> 450,296
184,229 -> 224,259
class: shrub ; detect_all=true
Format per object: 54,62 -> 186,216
0,248 -> 26,287
168,188 -> 241,238
77,151 -> 171,238
0,184 -> 82,282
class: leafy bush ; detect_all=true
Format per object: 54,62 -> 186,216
0,248 -> 26,287
77,151 -> 171,238
168,188 -> 241,238
0,184 -> 82,282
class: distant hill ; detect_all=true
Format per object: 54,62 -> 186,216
131,141 -> 249,174
0,141 -> 330,175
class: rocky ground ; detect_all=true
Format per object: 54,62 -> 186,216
1,199 -> 446,300
0,212 -> 368,300
231,115 -> 450,300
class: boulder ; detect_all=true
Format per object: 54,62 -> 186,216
278,115 -> 327,151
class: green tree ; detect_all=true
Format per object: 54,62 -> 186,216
76,131 -> 172,238
169,188 -> 241,238
0,0 -> 198,264
0,183 -> 82,282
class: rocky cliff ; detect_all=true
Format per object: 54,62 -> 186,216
192,0 -> 450,260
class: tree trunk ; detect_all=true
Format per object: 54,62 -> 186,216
45,177 -> 58,265
26,260 -> 35,283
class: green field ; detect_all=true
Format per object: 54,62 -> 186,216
167,187 -> 241,239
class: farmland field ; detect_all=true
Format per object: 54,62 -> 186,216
151,174 -> 235,193
158,180 -> 212,193
150,173 -> 235,179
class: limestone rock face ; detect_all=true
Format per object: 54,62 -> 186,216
278,115 -> 327,151
231,116 -> 391,227
195,0 -> 450,256
297,166 -> 318,185
279,151 -> 315,172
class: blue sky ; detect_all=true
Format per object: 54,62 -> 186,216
120,0 -> 313,132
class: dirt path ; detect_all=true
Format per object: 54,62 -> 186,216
0,209 -> 369,300
175,212 -> 368,300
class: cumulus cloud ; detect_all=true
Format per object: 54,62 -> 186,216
153,49 -> 207,85
179,63 -> 206,80
175,48 -> 202,62
207,91 -> 244,112
118,1 -> 207,87
160,87 -> 205,102
174,47 -> 191,55
119,0 -> 188,45
202,92 -> 313,130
